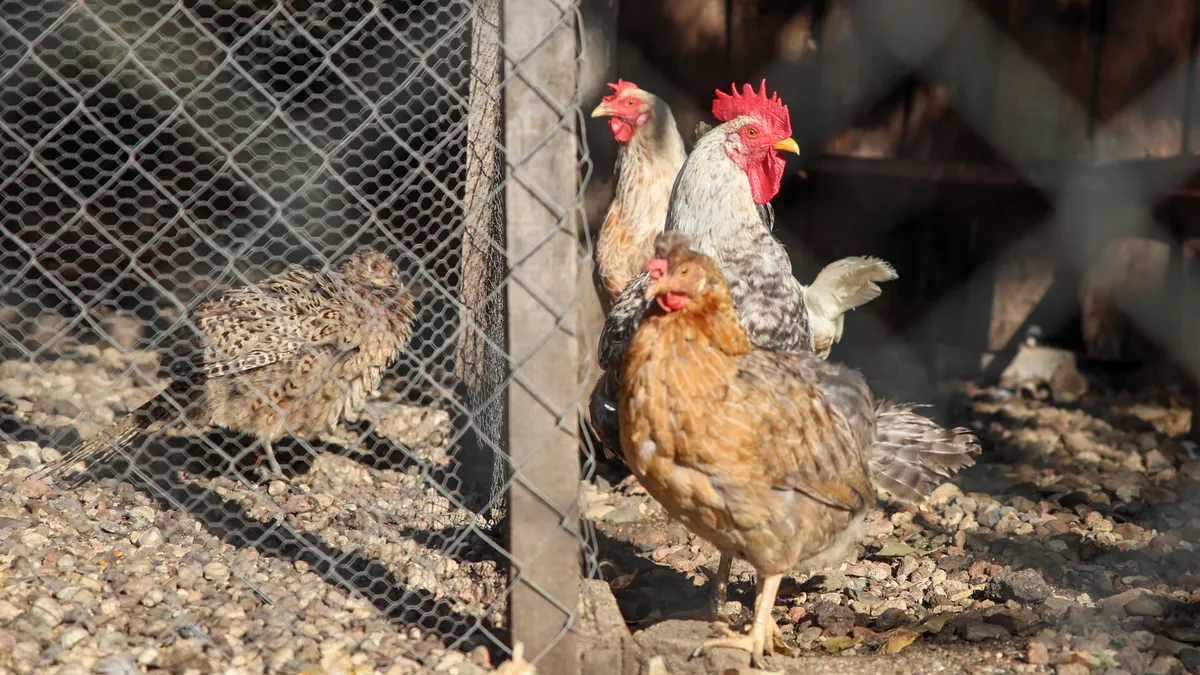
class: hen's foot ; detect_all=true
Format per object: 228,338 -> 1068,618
692,620 -> 792,668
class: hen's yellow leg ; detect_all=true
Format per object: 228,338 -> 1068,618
693,573 -> 792,668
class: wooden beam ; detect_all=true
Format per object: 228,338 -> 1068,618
803,154 -> 1200,200
503,0 -> 584,673
458,0 -> 509,514
1182,228 -> 1200,439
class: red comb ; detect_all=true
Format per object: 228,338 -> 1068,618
601,79 -> 640,105
644,258 -> 668,280
711,80 -> 791,136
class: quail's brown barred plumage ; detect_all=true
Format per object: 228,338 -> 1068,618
43,248 -> 415,481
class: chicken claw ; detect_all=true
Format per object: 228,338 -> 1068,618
692,574 -> 791,668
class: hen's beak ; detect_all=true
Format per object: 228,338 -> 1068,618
644,278 -> 665,302
773,137 -> 800,154
591,102 -> 612,118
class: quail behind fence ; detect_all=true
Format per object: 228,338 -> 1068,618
42,247 -> 415,481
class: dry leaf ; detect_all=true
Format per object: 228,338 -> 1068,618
608,567 -> 639,591
822,636 -> 861,653
917,612 -> 957,634
884,632 -> 918,654
875,542 -> 919,557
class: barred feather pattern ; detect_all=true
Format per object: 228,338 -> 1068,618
42,248 -> 415,481
869,401 -> 981,504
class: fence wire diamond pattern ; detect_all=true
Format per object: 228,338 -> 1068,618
1,0 -> 592,673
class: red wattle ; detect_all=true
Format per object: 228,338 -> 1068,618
609,117 -> 634,143
656,291 -> 688,312
747,151 -> 786,205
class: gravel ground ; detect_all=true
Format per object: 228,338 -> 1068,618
590,377 -> 1200,674
5,343 -> 1200,674
0,347 -> 512,675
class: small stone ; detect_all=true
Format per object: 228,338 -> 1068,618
928,483 -> 963,506
203,562 -> 230,582
1148,653 -> 1183,675
1026,640 -> 1050,665
602,507 -> 642,524
988,569 -> 1052,603
1056,664 -> 1090,675
977,508 -> 1002,529
1040,597 -> 1082,623
875,608 -> 909,631
962,620 -> 1010,642
30,596 -> 64,627
61,626 -> 89,649
135,527 -> 163,548
0,600 -> 21,621
97,520 -> 124,534
1123,595 -> 1165,618
268,481 -> 288,496
1144,449 -> 1174,472
1179,647 -> 1200,672
633,532 -> 666,552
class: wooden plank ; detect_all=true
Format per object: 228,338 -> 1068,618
1181,228 -> 1200,439
1080,236 -> 1173,361
458,0 -> 509,514
617,0 -> 728,96
989,0 -> 1101,162
1093,0 -> 1194,162
818,0 -> 909,158
502,0 -> 583,672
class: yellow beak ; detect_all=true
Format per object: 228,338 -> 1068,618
591,103 -> 612,118
644,279 -> 665,301
773,137 -> 800,154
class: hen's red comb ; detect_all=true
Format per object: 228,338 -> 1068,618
712,80 -> 791,137
644,258 -> 668,280
601,79 -> 640,105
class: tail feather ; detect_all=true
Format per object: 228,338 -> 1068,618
586,370 -> 624,462
870,401 -> 980,504
39,393 -> 172,482
807,256 -> 898,318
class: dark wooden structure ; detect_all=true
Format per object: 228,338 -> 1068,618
585,0 -> 1200,421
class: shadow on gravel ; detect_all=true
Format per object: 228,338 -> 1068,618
60,432 -> 512,665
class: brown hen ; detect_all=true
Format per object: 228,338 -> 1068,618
618,235 -> 974,666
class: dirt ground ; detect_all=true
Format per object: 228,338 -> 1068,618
586,363 -> 1200,675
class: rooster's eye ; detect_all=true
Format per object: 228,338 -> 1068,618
626,99 -> 636,107
745,127 -> 758,138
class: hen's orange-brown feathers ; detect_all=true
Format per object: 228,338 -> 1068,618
618,243 -> 875,576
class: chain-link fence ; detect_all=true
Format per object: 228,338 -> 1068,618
1,0 -> 594,673
7,0 -> 1200,673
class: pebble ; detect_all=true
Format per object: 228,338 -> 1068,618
203,561 -> 230,582
30,596 -> 64,628
603,507 -> 643,524
1123,595 -> 1166,618
1025,640 -> 1049,665
962,620 -> 1011,642
0,600 -> 22,621
989,569 -> 1052,603
135,527 -> 163,548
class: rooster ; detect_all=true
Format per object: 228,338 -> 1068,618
619,235 -> 977,666
590,79 -> 687,307
588,81 -> 897,456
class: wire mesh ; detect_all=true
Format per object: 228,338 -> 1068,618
0,0 -> 593,673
